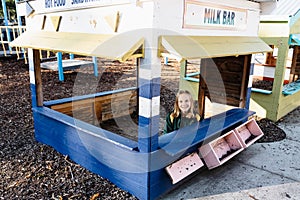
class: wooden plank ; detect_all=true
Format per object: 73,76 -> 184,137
239,55 -> 250,108
94,101 -> 103,123
50,89 -> 137,123
44,87 -> 137,106
32,107 -> 147,199
198,61 -> 206,119
199,130 -> 244,170
234,118 -> 264,148
41,59 -> 94,71
289,46 -> 299,82
165,152 -> 204,184
33,49 -> 43,106
50,90 -> 136,110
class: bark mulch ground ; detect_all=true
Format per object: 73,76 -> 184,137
0,57 -> 286,199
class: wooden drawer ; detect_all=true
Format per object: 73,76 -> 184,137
199,130 -> 244,170
234,118 -> 264,148
165,152 -> 204,184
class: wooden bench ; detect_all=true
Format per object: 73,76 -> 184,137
251,88 -> 272,94
44,87 -> 137,125
282,79 -> 300,95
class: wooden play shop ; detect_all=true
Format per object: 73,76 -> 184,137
250,0 -> 300,121
11,0 -> 272,199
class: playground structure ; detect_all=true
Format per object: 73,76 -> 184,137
0,0 -> 97,81
250,0 -> 300,121
0,0 -> 25,58
10,0 -> 275,200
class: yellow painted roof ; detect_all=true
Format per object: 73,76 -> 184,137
160,36 -> 272,61
10,31 -> 144,62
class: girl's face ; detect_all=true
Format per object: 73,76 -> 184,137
178,93 -> 192,114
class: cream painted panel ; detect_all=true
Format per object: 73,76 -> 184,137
156,0 -> 261,36
26,2 -> 155,34
259,23 -> 290,37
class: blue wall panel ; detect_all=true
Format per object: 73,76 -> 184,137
138,77 -> 161,99
31,105 -> 255,200
33,107 -> 151,199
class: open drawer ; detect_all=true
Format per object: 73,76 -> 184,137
199,130 -> 244,170
234,118 -> 264,148
165,152 -> 204,184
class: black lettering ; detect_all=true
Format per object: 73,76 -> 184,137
204,8 -> 210,24
216,10 -> 221,24
223,11 -> 227,24
226,11 -> 231,24
231,12 -> 235,25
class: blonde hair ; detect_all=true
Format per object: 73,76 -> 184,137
171,90 -> 195,118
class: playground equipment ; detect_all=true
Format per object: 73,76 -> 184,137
40,53 -> 97,81
0,0 -> 25,58
250,0 -> 300,121
0,25 -> 26,58
10,0 -> 273,199
1,0 -> 97,81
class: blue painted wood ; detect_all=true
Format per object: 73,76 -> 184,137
32,104 -> 255,200
138,115 -> 160,152
186,71 -> 200,77
30,83 -> 38,108
1,0 -> 12,53
183,77 -> 199,82
69,54 -> 74,60
92,56 -> 98,77
251,88 -> 272,94
289,34 -> 300,45
245,62 -> 254,109
33,107 -> 150,198
34,106 -> 138,150
282,79 -> 300,95
138,77 -> 161,153
138,77 -> 161,99
245,88 -> 252,109
1,0 -> 9,26
164,57 -> 168,65
57,52 -> 64,81
159,108 -> 255,156
32,105 -> 192,200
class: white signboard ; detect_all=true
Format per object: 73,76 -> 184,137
40,0 -> 134,12
183,0 -> 247,30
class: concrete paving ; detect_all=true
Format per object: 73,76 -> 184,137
160,108 -> 300,200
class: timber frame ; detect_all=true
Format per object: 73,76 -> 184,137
11,1 -> 272,199
250,9 -> 300,121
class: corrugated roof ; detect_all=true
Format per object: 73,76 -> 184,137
266,0 -> 300,16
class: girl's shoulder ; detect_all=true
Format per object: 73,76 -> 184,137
168,111 -> 180,123
195,113 -> 201,121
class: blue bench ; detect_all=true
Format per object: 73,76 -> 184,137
251,88 -> 272,94
282,79 -> 300,95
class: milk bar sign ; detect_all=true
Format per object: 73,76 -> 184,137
183,1 -> 247,30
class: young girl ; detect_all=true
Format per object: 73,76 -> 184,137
164,90 -> 201,134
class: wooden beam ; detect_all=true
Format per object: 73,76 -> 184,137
239,55 -> 250,108
198,59 -> 207,119
33,49 -> 43,106
290,46 -> 300,82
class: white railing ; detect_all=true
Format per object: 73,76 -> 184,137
0,26 -> 58,64
0,25 -> 26,61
